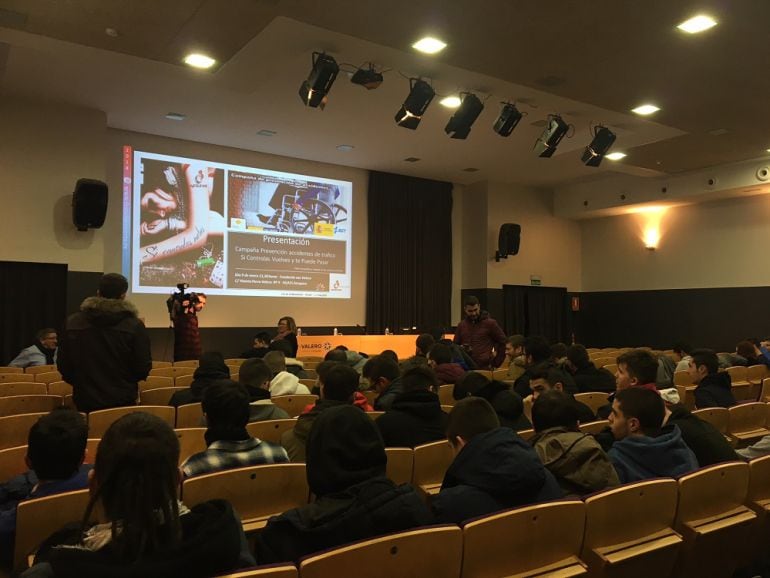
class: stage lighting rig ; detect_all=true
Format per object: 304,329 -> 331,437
581,125 -> 617,167
493,102 -> 523,137
395,78 -> 435,129
299,52 -> 339,109
444,92 -> 484,139
533,114 -> 569,157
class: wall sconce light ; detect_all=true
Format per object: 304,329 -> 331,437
644,227 -> 660,250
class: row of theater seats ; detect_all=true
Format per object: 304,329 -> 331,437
11,456 -> 770,577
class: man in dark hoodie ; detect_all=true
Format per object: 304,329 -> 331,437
237,358 -> 290,422
514,336 -> 578,398
432,397 -> 563,524
454,372 -> 532,431
688,348 -> 736,408
453,295 -> 507,369
364,356 -> 404,411
427,343 -> 466,385
608,387 -> 698,483
529,364 -> 596,424
58,273 -> 151,412
376,366 -> 448,447
240,331 -> 271,359
169,351 -> 231,407
256,405 -> 432,563
281,364 -> 360,462
564,344 -> 616,394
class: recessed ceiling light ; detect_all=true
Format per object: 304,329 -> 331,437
440,95 -> 461,108
105,27 -> 119,38
412,37 -> 447,54
606,152 -> 627,161
257,129 -> 277,137
631,104 -> 660,116
404,157 -> 421,162
165,112 -> 186,121
677,15 -> 717,34
183,53 -> 216,69
336,144 -> 354,152
766,148 -> 770,153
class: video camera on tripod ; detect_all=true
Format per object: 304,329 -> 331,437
167,282 -> 203,319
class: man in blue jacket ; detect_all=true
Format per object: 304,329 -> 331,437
608,387 -> 698,483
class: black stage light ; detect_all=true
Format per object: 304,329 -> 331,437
493,102 -> 523,137
298,52 -> 339,109
351,65 -> 383,90
581,125 -> 617,167
445,93 -> 484,139
395,79 -> 435,129
533,114 -> 569,157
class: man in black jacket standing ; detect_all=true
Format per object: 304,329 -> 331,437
58,273 -> 151,412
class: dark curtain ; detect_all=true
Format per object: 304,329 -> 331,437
503,284 -> 570,343
366,171 -> 453,334
0,262 -> 68,364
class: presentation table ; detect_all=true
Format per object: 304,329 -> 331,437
297,335 -> 448,360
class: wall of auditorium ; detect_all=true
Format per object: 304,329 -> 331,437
580,194 -> 770,291
485,182 -> 582,292
0,96 -> 107,271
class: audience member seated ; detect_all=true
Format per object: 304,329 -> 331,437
399,334 -> 432,373
182,380 -> 288,478
564,344 -> 616,394
376,366 -> 448,447
430,327 -> 475,370
9,328 -> 58,368
255,405 -> 432,564
550,342 -> 568,364
655,351 -> 676,389
268,340 -> 308,378
514,336 -> 577,398
659,389 -> 738,466
432,397 -> 562,524
672,341 -> 693,373
501,334 -> 526,381
379,349 -> 400,364
596,348 -> 660,420
23,412 -> 254,577
170,351 -> 230,407
324,347 -> 367,373
0,410 -> 91,567
237,359 -> 290,422
363,356 -> 404,411
240,331 -> 271,359
736,339 -> 770,368
264,351 -> 311,396
282,364 -> 360,462
530,391 -> 619,495
427,343 -> 466,385
529,364 -> 596,424
454,372 -> 531,431
607,388 -> 698,484
688,348 -> 736,408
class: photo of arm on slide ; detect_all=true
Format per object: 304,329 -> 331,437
138,160 -> 225,288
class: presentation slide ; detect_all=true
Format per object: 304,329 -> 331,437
122,147 -> 353,298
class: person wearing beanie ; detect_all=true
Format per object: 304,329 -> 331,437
255,405 -> 432,563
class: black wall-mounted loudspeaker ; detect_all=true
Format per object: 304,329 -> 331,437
72,179 -> 108,231
495,223 -> 521,262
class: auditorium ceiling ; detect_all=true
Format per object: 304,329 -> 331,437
0,0 -> 767,187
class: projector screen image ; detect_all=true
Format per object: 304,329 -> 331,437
123,147 -> 352,298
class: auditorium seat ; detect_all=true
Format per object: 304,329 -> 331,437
175,374 -> 194,388
462,500 -> 588,578
0,366 -> 24,374
517,429 -> 535,442
140,387 -> 187,406
175,427 -> 207,464
0,438 -> 99,482
173,360 -> 199,368
412,440 -> 454,497
297,356 -> 323,363
0,412 -> 47,450
691,407 -> 729,433
0,394 -> 61,416
593,358 -> 616,369
574,392 -> 610,416
182,463 -> 309,532
139,375 -> 174,393
437,384 -> 454,407
33,371 -> 62,385
88,405 -> 175,438
363,390 -> 377,405
677,385 -> 697,411
747,365 -> 768,400
579,420 -> 610,435
298,378 -> 316,389
271,394 -> 318,418
299,525 -> 463,578
218,565 -> 297,578
759,378 -> 770,404
491,369 -> 508,380
23,365 -> 56,375
581,478 -> 682,578
746,455 -> 770,557
472,370 -> 493,379
303,361 -> 320,370
384,447 -> 413,485
727,366 -> 752,401
367,411 -> 384,420
673,462 -> 756,578
674,370 -> 694,387
225,358 -> 246,366
151,360 -> 172,369
0,373 -> 34,383
176,402 -> 203,428
149,366 -> 195,379
47,380 -> 73,397
14,488 -> 91,571
246,418 -> 297,444
602,363 -> 618,375
0,382 -> 48,397
727,402 -> 770,444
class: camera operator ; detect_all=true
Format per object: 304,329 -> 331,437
168,283 -> 207,362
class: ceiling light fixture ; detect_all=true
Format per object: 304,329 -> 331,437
445,93 -> 484,139
493,102 -> 523,137
350,64 -> 383,90
631,104 -> 660,116
605,152 -> 627,161
183,53 -> 216,69
439,95 -> 462,108
395,79 -> 435,130
581,125 -> 617,167
165,112 -> 186,121
299,52 -> 339,109
336,144 -> 354,152
533,115 -> 569,158
677,15 -> 717,34
412,37 -> 447,54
